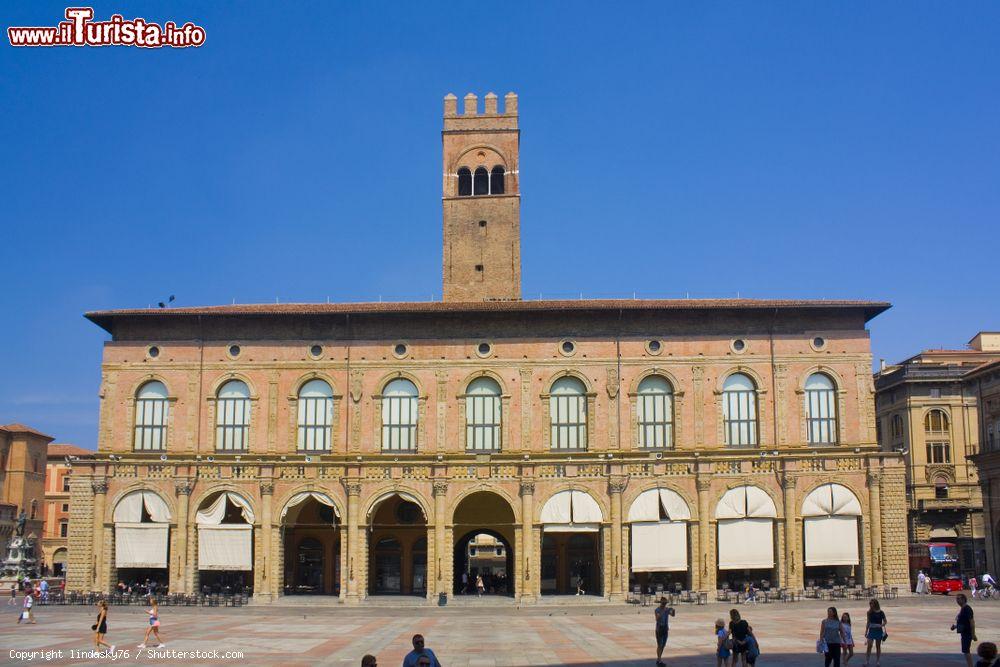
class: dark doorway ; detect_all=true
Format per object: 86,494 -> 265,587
541,532 -> 601,595
453,529 -> 513,596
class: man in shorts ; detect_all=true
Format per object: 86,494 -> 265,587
951,594 -> 977,667
654,597 -> 676,666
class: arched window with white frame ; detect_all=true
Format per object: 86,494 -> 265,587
723,373 -> 758,447
466,377 -> 501,451
637,375 -> 674,448
216,380 -> 251,451
134,380 -> 169,451
805,373 -> 838,445
297,379 -> 334,452
382,379 -> 418,452
550,376 -> 587,450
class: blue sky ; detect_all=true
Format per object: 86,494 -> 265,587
2,2 -> 998,448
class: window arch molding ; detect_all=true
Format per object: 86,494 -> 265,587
714,367 -> 767,448
374,372 -> 426,453
127,375 -> 177,452
457,370 -> 511,452
795,367 -> 847,445
627,369 -> 683,450
541,370 -> 596,451
450,145 -> 508,174
287,373 -> 340,453
105,484 -> 175,524
208,372 -> 259,399
922,406 -> 952,424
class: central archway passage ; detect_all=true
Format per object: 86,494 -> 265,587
452,491 -> 517,596
539,490 -> 604,596
368,493 -> 428,596
281,492 -> 340,596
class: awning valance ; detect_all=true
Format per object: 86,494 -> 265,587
628,488 -> 691,522
280,492 -> 340,521
113,491 -> 170,523
540,490 -> 603,532
715,485 -> 777,519
196,492 -> 255,525
801,483 -> 862,517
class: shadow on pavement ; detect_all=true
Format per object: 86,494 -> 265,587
552,652 -> 965,666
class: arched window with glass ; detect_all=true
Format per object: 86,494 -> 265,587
466,377 -> 502,451
925,409 -> 951,463
637,375 -> 674,448
891,413 -> 905,441
804,373 -> 838,445
723,373 -> 758,447
216,380 -> 251,451
550,376 -> 587,450
297,379 -> 334,452
382,379 -> 419,452
473,167 -> 490,195
134,381 -> 169,451
490,166 -> 505,194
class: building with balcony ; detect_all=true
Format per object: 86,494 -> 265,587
875,332 -> 1000,580
66,93 -> 911,602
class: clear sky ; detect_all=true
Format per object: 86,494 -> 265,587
2,2 -> 998,448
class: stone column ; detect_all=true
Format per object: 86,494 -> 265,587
608,478 -> 627,600
91,480 -> 108,592
345,482 -> 362,603
867,471 -> 884,586
782,476 -> 799,589
173,481 -> 193,594
519,481 -> 536,602
696,477 -> 715,592
259,482 -> 274,600
432,481 -> 448,599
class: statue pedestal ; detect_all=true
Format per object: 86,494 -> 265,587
1,534 -> 39,582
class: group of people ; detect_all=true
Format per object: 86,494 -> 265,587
971,572 -> 998,599
814,600 -> 885,667
115,579 -> 164,597
89,597 -> 165,652
361,634 -> 441,667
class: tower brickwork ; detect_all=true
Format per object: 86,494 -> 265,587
442,92 -> 521,302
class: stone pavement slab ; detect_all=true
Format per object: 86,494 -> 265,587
0,597 -> 997,666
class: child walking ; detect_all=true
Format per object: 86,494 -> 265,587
715,618 -> 731,667
137,597 -> 164,648
841,612 -> 855,664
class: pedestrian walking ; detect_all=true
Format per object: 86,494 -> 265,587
840,612 -> 855,664
653,597 -> 675,666
729,608 -> 753,667
17,591 -> 36,624
402,634 -> 440,667
476,574 -> 485,598
361,655 -> 377,667
976,641 -> 997,667
863,599 -> 886,667
970,576 -> 979,599
461,572 -> 468,595
92,600 -> 114,653
38,579 -> 48,604
951,593 -> 977,667
137,597 -> 165,648
916,570 -> 929,594
819,606 -> 846,667
7,585 -> 15,606
715,618 -> 732,667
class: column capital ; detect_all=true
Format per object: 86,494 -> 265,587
782,476 -> 796,491
519,480 -> 535,497
432,481 -> 449,497
259,481 -> 274,496
867,470 -> 883,486
696,477 -> 712,492
91,480 -> 108,495
344,481 -> 363,497
175,481 -> 194,496
608,478 -> 628,495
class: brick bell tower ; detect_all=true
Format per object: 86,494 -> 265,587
442,92 -> 522,302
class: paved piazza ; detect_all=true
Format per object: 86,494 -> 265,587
0,597 -> 996,666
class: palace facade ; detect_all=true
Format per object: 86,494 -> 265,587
67,93 -> 910,602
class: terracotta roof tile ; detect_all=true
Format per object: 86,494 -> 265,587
1,423 -> 53,439
47,443 -> 94,457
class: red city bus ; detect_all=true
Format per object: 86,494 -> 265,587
909,542 -> 963,593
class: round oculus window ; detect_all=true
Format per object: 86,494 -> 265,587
646,340 -> 662,355
310,344 -> 323,358
477,342 -> 493,357
560,340 -> 576,356
228,344 -> 241,358
393,343 -> 408,358
731,339 -> 747,353
812,336 -> 826,350
147,346 -> 160,359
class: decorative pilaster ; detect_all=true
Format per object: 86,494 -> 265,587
696,477 -> 714,591
519,480 -> 536,601
258,481 -> 274,600
349,370 -> 363,452
692,366 -> 705,445
91,479 -> 108,592
782,476 -> 799,589
432,481 -> 448,597
608,478 -> 627,599
606,367 -> 620,451
519,369 -> 532,452
867,471 -> 884,585
174,481 -> 193,594
435,372 -> 448,453
344,481 -> 362,602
